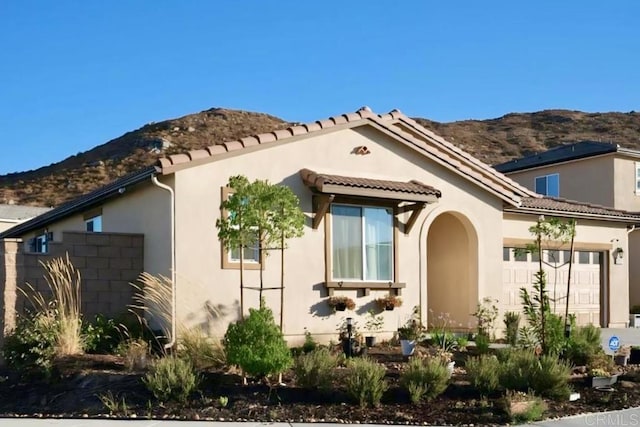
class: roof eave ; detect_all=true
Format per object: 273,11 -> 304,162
504,206 -> 640,224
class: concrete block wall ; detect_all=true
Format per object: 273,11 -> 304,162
0,231 -> 144,343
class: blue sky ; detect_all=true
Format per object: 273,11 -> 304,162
1,1 -> 638,175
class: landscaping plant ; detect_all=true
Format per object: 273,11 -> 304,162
465,354 -> 501,395
82,314 -> 122,354
400,357 -> 449,403
293,347 -> 338,390
503,311 -> 520,347
472,297 -> 499,339
344,357 -> 388,408
178,327 -> 225,371
143,355 -> 199,403
224,302 -> 292,378
2,310 -> 58,376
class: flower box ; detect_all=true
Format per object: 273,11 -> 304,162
588,374 -> 619,388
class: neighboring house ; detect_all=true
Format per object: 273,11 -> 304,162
2,110 -> 639,345
495,141 -> 640,310
0,204 -> 51,233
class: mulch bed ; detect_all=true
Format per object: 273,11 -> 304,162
1,349 -> 640,425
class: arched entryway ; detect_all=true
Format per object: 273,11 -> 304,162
426,211 -> 478,329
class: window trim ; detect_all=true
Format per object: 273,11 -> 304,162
220,186 -> 263,270
534,173 -> 560,197
635,162 -> 640,195
324,196 -> 403,295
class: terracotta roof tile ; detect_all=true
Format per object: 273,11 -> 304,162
273,129 -> 293,139
304,122 -> 322,133
188,149 -> 209,161
223,141 -> 244,152
207,145 -> 227,155
517,197 -> 640,220
240,136 -> 260,148
300,168 -> 442,198
256,132 -> 277,144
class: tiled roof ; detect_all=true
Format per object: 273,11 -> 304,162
0,204 -> 51,221
300,168 -> 442,200
510,196 -> 640,221
156,107 -> 538,207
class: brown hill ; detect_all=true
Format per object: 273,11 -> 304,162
3,108 -> 640,207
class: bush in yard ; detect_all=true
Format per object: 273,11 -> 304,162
2,311 -> 58,376
400,357 -> 449,403
499,348 -> 571,399
143,356 -> 199,403
178,327 -> 226,371
293,347 -> 338,390
224,304 -> 292,378
82,314 -> 122,354
344,357 -> 388,407
465,354 -> 501,395
564,323 -> 601,366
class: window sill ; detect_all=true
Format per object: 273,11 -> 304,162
325,281 -> 405,296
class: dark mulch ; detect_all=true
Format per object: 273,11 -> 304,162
1,350 -> 640,425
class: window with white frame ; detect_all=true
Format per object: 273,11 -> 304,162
635,162 -> 640,194
85,215 -> 102,232
220,187 -> 261,268
331,204 -> 393,281
29,232 -> 49,253
535,173 -> 560,197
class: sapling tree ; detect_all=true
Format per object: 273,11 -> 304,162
216,175 -> 305,319
518,216 -> 576,354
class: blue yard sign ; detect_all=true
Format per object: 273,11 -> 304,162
608,336 -> 620,352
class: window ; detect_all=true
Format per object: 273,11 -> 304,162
220,187 -> 261,269
635,162 -> 640,194
28,232 -> 50,253
578,251 -> 590,264
85,215 -> 102,232
535,173 -> 559,197
503,247 -> 510,261
331,204 -> 393,281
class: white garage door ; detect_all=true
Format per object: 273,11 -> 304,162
502,248 -> 602,326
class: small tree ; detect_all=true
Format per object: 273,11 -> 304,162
216,175 -> 305,318
519,216 -> 576,354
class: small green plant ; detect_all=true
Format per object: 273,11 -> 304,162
502,390 -> 546,423
465,354 -> 501,395
218,396 -> 229,407
293,347 -> 338,390
2,311 -> 58,376
503,311 -> 521,347
398,306 -> 424,341
455,335 -> 469,350
98,391 -> 129,415
531,354 -> 572,399
400,357 -> 449,403
474,332 -> 491,354
302,329 -> 317,353
472,297 -> 499,339
143,356 -> 199,403
564,323 -> 601,366
224,303 -> 292,378
344,357 -> 388,407
82,314 -> 121,354
499,348 -> 571,399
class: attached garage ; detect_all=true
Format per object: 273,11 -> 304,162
502,247 -> 605,326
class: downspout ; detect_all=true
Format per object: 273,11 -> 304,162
151,174 -> 177,351
418,212 -> 432,325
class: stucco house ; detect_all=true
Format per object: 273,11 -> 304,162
2,110 -> 639,345
0,204 -> 51,233
495,141 -> 640,310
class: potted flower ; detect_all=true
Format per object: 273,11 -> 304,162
397,307 -> 424,356
327,295 -> 355,312
374,294 -> 403,311
587,368 -> 619,388
364,309 -> 384,347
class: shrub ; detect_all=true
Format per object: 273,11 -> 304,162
224,304 -> 292,377
400,357 -> 449,403
302,329 -> 317,353
564,324 -> 601,366
465,354 -> 501,395
502,390 -> 547,423
474,333 -> 491,354
2,311 -> 57,376
503,311 -> 521,347
543,313 -> 567,356
499,349 -> 571,399
293,347 -> 338,390
143,356 -> 199,403
82,314 -> 122,354
178,328 -> 225,371
530,354 -> 571,399
344,357 -> 388,407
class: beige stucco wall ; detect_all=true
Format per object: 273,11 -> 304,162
20,181 -> 172,279
613,156 -> 640,211
506,155 -> 616,207
0,221 -> 20,234
171,125 -> 506,343
503,213 -> 629,328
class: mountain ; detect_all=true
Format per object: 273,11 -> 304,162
3,108 -> 640,207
